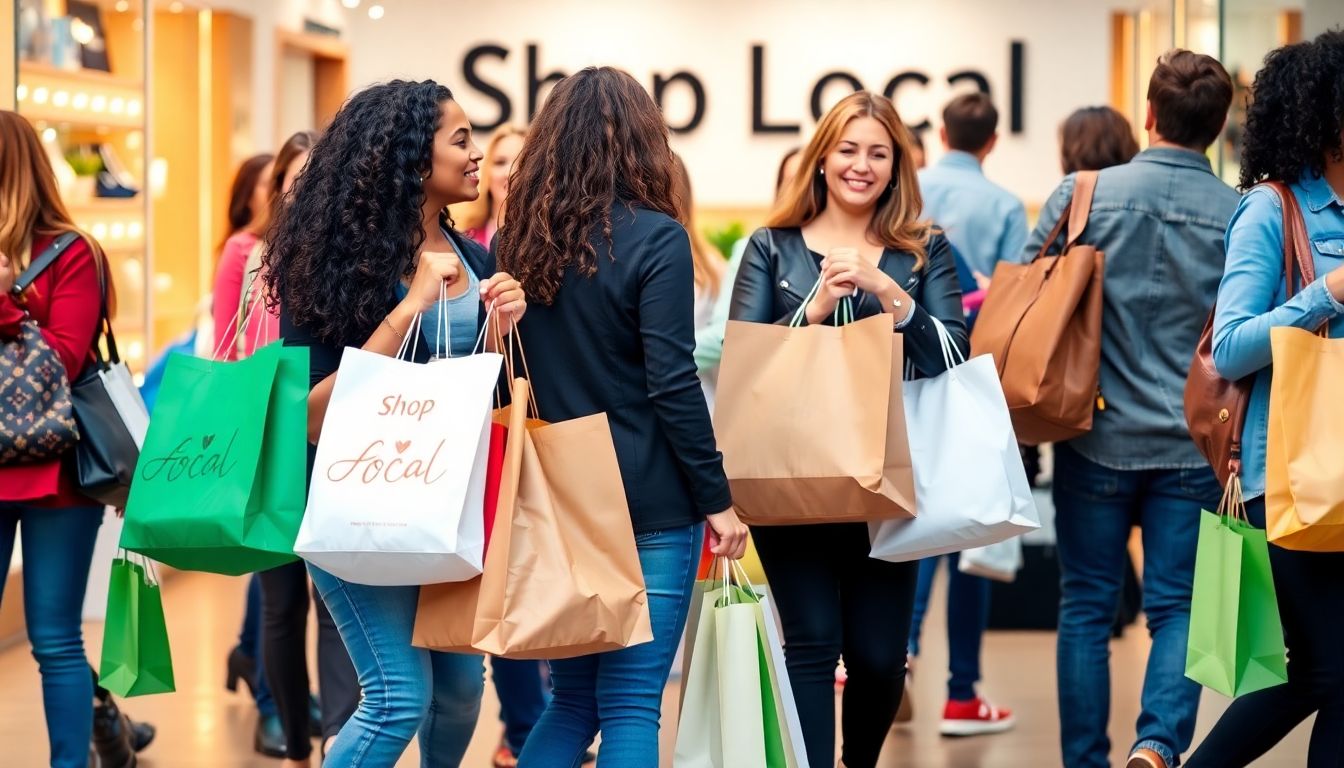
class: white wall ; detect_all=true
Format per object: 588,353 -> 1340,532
345,0 -> 1127,207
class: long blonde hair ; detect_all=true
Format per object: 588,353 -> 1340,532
671,154 -> 724,296
0,111 -> 114,308
768,91 -> 930,269
457,125 -> 527,232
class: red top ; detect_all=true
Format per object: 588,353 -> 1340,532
0,233 -> 102,507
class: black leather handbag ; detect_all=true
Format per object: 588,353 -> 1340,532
69,255 -> 142,508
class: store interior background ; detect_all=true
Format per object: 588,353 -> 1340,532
2,0 -> 1343,764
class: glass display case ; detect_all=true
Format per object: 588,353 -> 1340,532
15,0 -> 151,374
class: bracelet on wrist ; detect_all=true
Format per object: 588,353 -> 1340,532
382,315 -> 406,341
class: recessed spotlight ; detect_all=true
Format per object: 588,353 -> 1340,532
91,95 -> 107,112
109,97 -> 126,114
342,0 -> 360,8
15,84 -> 28,101
115,0 -> 129,11
368,4 -> 384,20
32,87 -> 49,104
71,19 -> 96,45
52,90 -> 70,107
72,92 -> 89,109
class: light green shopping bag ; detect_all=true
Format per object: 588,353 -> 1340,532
676,561 -> 793,768
98,554 -> 175,697
120,341 -> 308,575
1185,476 -> 1289,698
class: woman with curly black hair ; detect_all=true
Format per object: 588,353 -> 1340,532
265,79 -> 526,767
496,67 -> 747,767
1187,29 -> 1344,768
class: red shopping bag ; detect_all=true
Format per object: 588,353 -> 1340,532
483,419 -> 508,557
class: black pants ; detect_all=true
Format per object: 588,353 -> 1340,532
1186,499 -> 1344,767
752,522 -> 917,768
259,560 -> 359,758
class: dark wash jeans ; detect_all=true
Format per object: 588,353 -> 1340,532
1052,443 -> 1220,767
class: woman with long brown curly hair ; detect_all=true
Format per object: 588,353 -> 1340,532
729,90 -> 967,768
0,110 -> 116,768
496,67 -> 747,767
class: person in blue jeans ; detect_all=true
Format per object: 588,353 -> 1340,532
1187,30 -> 1344,768
909,92 -> 1026,735
268,80 -> 529,767
1022,51 -> 1238,768
495,67 -> 748,768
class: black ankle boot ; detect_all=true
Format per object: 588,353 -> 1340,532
226,644 -> 258,697
91,700 -> 136,768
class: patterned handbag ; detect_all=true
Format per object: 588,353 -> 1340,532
0,233 -> 81,465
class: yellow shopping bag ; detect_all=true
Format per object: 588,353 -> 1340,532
1266,327 -> 1344,551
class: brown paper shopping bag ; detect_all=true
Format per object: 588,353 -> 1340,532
1266,326 -> 1344,551
714,312 -> 915,525
414,377 -> 654,658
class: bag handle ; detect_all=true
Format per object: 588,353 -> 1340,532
788,275 -> 855,328
1215,474 -> 1249,527
1029,171 -> 1099,263
12,231 -> 80,295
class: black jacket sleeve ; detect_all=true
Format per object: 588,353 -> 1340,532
902,233 -> 970,377
638,219 -> 733,516
729,228 -> 797,326
280,305 -> 342,391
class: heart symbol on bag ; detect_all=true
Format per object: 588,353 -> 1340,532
395,440 -> 410,454
202,434 -> 216,450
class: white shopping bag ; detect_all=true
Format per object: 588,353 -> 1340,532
100,361 -> 149,449
757,586 -> 809,768
869,318 -> 1039,562
297,341 -> 502,586
958,536 -> 1025,582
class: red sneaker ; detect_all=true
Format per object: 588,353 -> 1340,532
939,697 -> 1015,736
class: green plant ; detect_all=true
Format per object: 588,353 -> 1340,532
705,221 -> 745,260
65,146 -> 103,177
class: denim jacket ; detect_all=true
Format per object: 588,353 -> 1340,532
1022,148 -> 1240,470
1211,172 -> 1344,500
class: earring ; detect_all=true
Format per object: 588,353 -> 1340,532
818,167 -> 825,176
419,174 -> 427,184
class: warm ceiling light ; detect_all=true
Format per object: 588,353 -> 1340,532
114,0 -> 129,11
341,0 -> 360,8
15,84 -> 28,101
32,87 -> 49,104
72,92 -> 89,109
90,94 -> 107,112
52,90 -> 70,107
368,4 -> 384,20
71,19 -> 96,45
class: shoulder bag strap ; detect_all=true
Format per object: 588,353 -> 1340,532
1066,170 -> 1099,248
12,231 -> 81,295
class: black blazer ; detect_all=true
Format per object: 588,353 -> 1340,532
507,206 -> 732,534
728,227 -> 968,377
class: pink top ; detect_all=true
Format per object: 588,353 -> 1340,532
212,231 -> 280,359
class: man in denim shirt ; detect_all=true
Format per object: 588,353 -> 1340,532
1020,51 -> 1237,768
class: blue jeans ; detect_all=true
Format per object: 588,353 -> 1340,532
0,504 -> 103,768
308,565 -> 485,767
239,573 -> 277,717
908,552 -> 991,701
518,524 -> 703,768
1053,444 -> 1220,768
493,657 -> 549,753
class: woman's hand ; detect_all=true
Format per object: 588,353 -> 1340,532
480,272 -> 527,335
400,250 -> 462,314
706,507 -> 749,560
0,251 -> 14,295
821,250 -> 897,296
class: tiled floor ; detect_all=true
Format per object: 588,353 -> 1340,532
0,568 -> 1311,767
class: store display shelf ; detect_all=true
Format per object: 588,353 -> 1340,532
16,63 -> 145,130
67,199 -> 145,216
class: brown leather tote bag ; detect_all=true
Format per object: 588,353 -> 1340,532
1185,181 -> 1315,485
971,171 -> 1104,445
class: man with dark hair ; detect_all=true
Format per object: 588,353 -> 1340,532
919,92 -> 1027,280
904,90 -> 1025,739
1021,49 -> 1237,768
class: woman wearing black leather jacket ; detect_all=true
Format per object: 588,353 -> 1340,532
728,90 -> 966,768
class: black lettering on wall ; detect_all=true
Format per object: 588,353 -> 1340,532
462,44 -> 511,131
1010,41 -> 1025,134
751,44 -> 800,134
809,71 -> 864,121
947,69 -> 991,94
653,71 -> 707,134
884,71 -> 931,131
527,43 -> 567,120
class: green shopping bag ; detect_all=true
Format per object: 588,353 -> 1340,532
121,341 -> 308,574
1185,476 -> 1289,698
676,561 -> 791,768
98,554 -> 174,697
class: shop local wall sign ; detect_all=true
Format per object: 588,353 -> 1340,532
460,41 -> 1027,136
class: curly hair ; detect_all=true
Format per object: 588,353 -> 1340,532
1240,29 -> 1344,190
495,67 -> 678,305
264,80 -> 452,346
